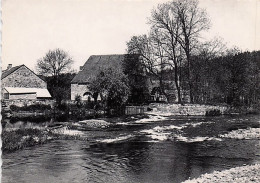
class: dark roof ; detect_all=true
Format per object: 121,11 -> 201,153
71,54 -> 126,84
1,65 -> 23,79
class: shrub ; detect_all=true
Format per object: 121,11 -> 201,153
10,104 -> 52,112
9,115 -> 52,123
75,95 -> 83,108
205,109 -> 221,116
57,102 -> 69,111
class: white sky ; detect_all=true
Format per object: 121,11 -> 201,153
2,0 -> 260,71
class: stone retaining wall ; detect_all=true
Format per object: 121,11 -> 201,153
125,106 -> 147,115
149,103 -> 228,116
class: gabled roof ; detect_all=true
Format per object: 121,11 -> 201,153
1,64 -> 46,82
4,87 -> 52,98
2,65 -> 23,79
71,54 -> 126,84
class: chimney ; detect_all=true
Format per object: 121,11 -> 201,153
7,64 -> 12,70
79,66 -> 83,71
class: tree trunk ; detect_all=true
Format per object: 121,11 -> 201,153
173,62 -> 182,104
186,52 -> 193,103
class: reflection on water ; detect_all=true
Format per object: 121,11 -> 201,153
2,115 -> 260,183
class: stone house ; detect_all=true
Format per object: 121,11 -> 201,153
1,64 -> 51,100
71,55 -> 125,100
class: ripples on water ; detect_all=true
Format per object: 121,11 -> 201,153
2,115 -> 260,183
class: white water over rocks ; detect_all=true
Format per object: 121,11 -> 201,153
141,125 -> 222,142
219,128 -> 260,140
141,129 -> 171,141
50,126 -> 84,136
140,120 -> 222,142
182,121 -> 215,127
79,119 -> 110,128
140,124 -> 182,141
135,115 -> 168,123
174,135 -> 222,143
97,135 -> 134,143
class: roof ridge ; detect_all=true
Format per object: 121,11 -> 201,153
1,65 -> 24,79
71,54 -> 129,84
90,54 -> 125,56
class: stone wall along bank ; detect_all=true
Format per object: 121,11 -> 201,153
149,103 -> 228,116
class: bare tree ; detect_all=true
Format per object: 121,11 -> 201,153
127,35 -> 160,76
127,34 -> 173,101
149,28 -> 171,100
127,0 -> 210,104
174,0 -> 211,103
149,2 -> 184,103
36,48 -> 73,77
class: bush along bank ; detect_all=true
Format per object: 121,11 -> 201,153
3,104 -> 53,119
205,109 -> 222,116
2,101 -> 106,122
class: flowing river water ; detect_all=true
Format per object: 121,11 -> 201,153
2,114 -> 260,183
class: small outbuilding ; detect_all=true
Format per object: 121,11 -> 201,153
1,64 -> 51,100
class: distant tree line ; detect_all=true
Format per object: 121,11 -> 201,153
189,50 -> 260,107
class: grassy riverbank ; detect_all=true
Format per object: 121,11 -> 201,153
2,128 -> 84,152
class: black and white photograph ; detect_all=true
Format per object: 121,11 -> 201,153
1,0 -> 260,182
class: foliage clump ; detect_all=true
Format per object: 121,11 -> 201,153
10,104 -> 52,112
205,109 -> 221,116
89,67 -> 129,114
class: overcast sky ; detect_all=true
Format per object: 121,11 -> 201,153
2,0 -> 260,71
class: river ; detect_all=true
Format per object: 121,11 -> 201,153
2,114 -> 260,183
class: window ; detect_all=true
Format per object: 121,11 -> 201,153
4,93 -> 9,99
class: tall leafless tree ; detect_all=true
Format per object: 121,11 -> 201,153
149,2 -> 184,103
127,0 -> 210,104
174,0 -> 211,103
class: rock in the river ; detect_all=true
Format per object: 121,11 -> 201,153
79,119 -> 110,128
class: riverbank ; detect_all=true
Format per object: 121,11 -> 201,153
2,118 -> 116,152
2,127 -> 85,152
183,164 -> 260,183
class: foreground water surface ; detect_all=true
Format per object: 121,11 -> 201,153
2,115 -> 260,183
